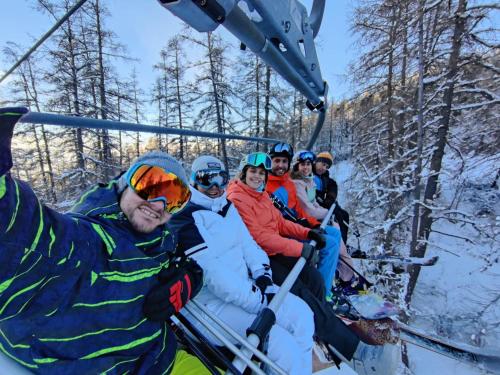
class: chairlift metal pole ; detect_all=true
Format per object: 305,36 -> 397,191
187,301 -> 286,375
179,309 -> 268,375
229,201 -> 337,374
18,111 -> 280,144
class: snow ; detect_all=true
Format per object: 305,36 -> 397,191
407,345 -> 490,375
329,152 -> 499,374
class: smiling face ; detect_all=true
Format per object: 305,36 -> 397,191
314,160 -> 329,175
244,166 -> 267,190
120,187 -> 171,233
298,160 -> 313,177
271,156 -> 289,176
196,184 -> 224,198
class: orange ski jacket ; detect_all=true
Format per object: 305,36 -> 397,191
227,179 -> 310,258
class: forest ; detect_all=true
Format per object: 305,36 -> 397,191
1,1 -> 498,372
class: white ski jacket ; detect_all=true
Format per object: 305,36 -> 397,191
169,187 -> 273,315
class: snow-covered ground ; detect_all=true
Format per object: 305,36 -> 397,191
330,154 -> 499,375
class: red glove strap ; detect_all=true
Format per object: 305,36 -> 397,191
169,280 -> 184,313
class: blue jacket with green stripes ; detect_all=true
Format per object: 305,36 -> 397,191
0,108 -> 178,374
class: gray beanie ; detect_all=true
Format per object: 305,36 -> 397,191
190,155 -> 225,185
118,151 -> 188,193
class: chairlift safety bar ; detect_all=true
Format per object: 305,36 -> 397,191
19,111 -> 280,143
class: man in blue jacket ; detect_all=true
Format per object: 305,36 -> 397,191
0,107 -> 205,374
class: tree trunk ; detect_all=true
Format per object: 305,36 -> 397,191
26,57 -> 57,202
207,33 -> 228,170
174,46 -> 184,160
263,65 -> 271,139
255,56 -> 261,151
406,0 -> 468,304
94,0 -> 112,177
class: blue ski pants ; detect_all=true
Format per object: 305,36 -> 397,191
317,225 -> 341,298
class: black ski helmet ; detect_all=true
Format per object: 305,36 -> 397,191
268,142 -> 294,171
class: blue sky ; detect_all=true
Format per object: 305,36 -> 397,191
0,0 -> 356,103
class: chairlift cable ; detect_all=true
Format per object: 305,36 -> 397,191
0,0 -> 89,84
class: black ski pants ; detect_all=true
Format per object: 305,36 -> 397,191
269,255 -> 359,360
334,205 -> 349,244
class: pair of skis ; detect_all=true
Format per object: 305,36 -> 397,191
338,294 -> 499,373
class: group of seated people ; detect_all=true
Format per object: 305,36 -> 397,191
0,107 -> 397,375
166,142 -> 398,374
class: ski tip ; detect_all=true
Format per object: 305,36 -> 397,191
428,256 -> 439,265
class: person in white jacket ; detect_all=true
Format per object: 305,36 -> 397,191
169,155 -> 315,375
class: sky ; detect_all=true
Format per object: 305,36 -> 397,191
0,0 -> 357,105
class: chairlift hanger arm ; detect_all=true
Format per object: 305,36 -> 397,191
159,0 -> 327,107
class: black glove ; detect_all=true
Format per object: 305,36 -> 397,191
143,259 -> 203,322
301,243 -> 319,266
296,218 -> 312,228
255,275 -> 273,296
307,228 -> 326,249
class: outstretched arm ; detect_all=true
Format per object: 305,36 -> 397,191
0,108 -> 95,316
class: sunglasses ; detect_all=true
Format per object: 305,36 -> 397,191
192,169 -> 229,189
297,151 -> 316,162
244,152 -> 272,170
126,164 -> 191,214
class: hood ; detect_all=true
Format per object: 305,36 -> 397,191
71,180 -> 122,217
189,185 -> 228,212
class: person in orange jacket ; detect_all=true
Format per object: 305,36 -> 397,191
265,143 -> 344,298
265,143 -> 320,228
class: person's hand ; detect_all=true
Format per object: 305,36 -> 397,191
301,243 -> 319,266
255,275 -> 273,296
143,259 -> 203,322
307,228 -> 326,249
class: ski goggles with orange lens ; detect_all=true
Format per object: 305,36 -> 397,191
243,152 -> 272,170
125,164 -> 191,214
192,169 -> 229,189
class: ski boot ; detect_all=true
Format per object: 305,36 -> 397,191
327,292 -> 359,321
348,341 -> 401,375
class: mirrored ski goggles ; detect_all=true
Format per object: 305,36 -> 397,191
244,152 -> 272,170
125,164 -> 191,214
272,143 -> 293,153
297,151 -> 316,162
192,169 -> 229,189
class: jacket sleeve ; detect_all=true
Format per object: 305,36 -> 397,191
287,181 -> 320,227
231,195 -> 304,258
0,108 -> 97,317
232,207 -> 272,280
294,180 -> 328,220
325,178 -> 338,206
170,209 -> 265,314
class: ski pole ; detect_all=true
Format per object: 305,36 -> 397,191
339,256 -> 373,288
170,316 -> 231,375
229,201 -> 337,374
181,307 -> 269,375
186,301 -> 286,375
